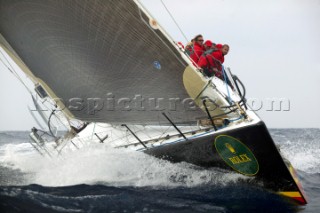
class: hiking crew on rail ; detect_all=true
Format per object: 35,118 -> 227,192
182,34 -> 230,78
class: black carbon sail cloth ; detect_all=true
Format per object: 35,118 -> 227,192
0,0 -> 206,124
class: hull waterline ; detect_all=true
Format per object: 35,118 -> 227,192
145,121 -> 307,204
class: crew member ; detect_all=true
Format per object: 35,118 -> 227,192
198,44 -> 230,78
189,34 -> 205,64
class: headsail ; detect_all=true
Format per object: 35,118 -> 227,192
0,0 -> 207,124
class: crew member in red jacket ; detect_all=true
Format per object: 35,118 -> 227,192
190,34 -> 205,64
198,44 -> 229,78
215,43 -> 223,50
204,40 -> 213,51
212,44 -> 229,64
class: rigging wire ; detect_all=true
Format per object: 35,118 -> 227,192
48,109 -> 57,137
0,49 -> 52,111
160,0 -> 189,43
222,65 -> 233,104
0,49 -> 33,95
159,0 -> 206,63
0,49 -> 71,132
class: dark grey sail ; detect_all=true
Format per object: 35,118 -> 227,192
0,0 -> 206,124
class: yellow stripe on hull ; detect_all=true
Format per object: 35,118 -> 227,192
278,191 -> 301,197
278,191 -> 307,204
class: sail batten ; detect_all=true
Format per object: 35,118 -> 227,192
0,0 -> 206,124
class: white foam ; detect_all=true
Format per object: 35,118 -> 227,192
279,139 -> 320,174
0,142 -> 245,187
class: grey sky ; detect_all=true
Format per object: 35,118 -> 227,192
1,0 -> 320,130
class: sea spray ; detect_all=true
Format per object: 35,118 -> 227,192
1,130 -> 319,212
271,129 -> 320,174
1,140 -> 246,187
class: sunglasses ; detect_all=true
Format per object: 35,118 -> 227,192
198,39 -> 204,42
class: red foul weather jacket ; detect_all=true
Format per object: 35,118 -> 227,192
198,50 -> 225,77
190,42 -> 205,64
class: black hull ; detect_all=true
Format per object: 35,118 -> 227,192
144,121 -> 307,204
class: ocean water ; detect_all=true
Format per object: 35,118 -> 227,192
0,129 -> 319,213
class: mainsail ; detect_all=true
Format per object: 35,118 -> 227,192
0,0 -> 206,124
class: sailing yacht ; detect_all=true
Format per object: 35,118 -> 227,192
0,0 -> 307,204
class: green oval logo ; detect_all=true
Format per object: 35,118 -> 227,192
214,135 -> 259,176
